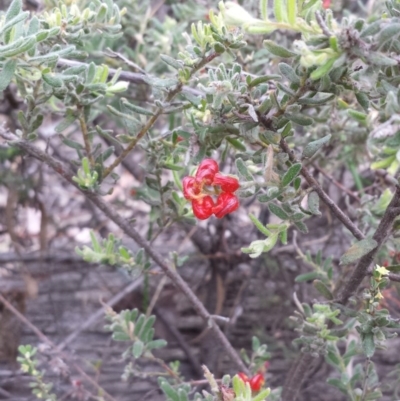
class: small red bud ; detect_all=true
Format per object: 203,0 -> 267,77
249,373 -> 265,392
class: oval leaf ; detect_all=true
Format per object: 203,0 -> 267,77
340,238 -> 378,265
281,163 -> 302,187
302,134 -> 331,158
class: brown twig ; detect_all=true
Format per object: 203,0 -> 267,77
101,52 -> 219,179
337,186 -> 400,304
279,138 -> 365,241
78,111 -> 95,167
57,58 -> 203,96
0,131 -> 248,374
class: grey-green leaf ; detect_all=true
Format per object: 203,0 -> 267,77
361,333 -> 375,358
132,340 -> 144,358
268,203 -> 289,220
302,134 -> 331,158
279,62 -> 300,85
235,158 -> 253,180
0,59 -> 16,91
313,280 -> 333,300
281,163 -> 302,187
340,238 -> 378,265
308,191 -> 321,215
263,40 -> 297,58
286,113 -> 314,126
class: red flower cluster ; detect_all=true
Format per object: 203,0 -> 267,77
183,159 -> 240,220
237,372 -> 265,392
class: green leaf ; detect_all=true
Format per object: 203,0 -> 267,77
55,113 -> 77,133
248,74 -> 282,88
361,332 -> 375,358
279,62 -> 300,85
226,137 -> 246,151
294,220 -> 308,233
0,11 -> 28,38
0,35 -> 36,57
160,54 -> 182,70
347,109 -> 367,122
307,191 -> 321,215
0,59 -> 16,91
42,73 -> 63,88
287,0 -> 297,25
377,23 -> 400,44
313,280 -> 333,300
327,378 -> 348,394
295,271 -> 320,282
302,134 -> 331,158
274,0 -> 287,22
368,52 -> 397,66
260,0 -> 268,20
355,92 -> 369,111
297,93 -> 335,105
286,113 -> 314,126
147,339 -> 167,350
122,99 -> 154,116
160,380 -> 180,401
268,203 -> 289,220
253,388 -> 271,401
235,158 -> 253,180
249,213 -> 272,236
281,163 -> 302,187
386,264 -> 400,272
310,57 -> 337,80
132,340 -> 144,358
263,40 -> 297,57
340,238 -> 378,265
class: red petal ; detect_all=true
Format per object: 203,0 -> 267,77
249,374 -> 264,392
195,158 -> 219,185
192,196 -> 214,220
213,172 -> 240,192
237,372 -> 249,383
182,176 -> 200,200
213,192 -> 239,218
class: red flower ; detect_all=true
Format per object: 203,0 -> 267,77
213,192 -> 239,219
182,159 -> 240,220
237,372 -> 265,392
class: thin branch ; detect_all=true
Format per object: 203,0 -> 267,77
101,52 -> 219,179
388,273 -> 400,282
78,111 -> 95,167
337,186 -> 400,304
57,58 -> 203,96
0,131 -> 248,374
0,292 -> 116,401
279,138 -> 365,241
